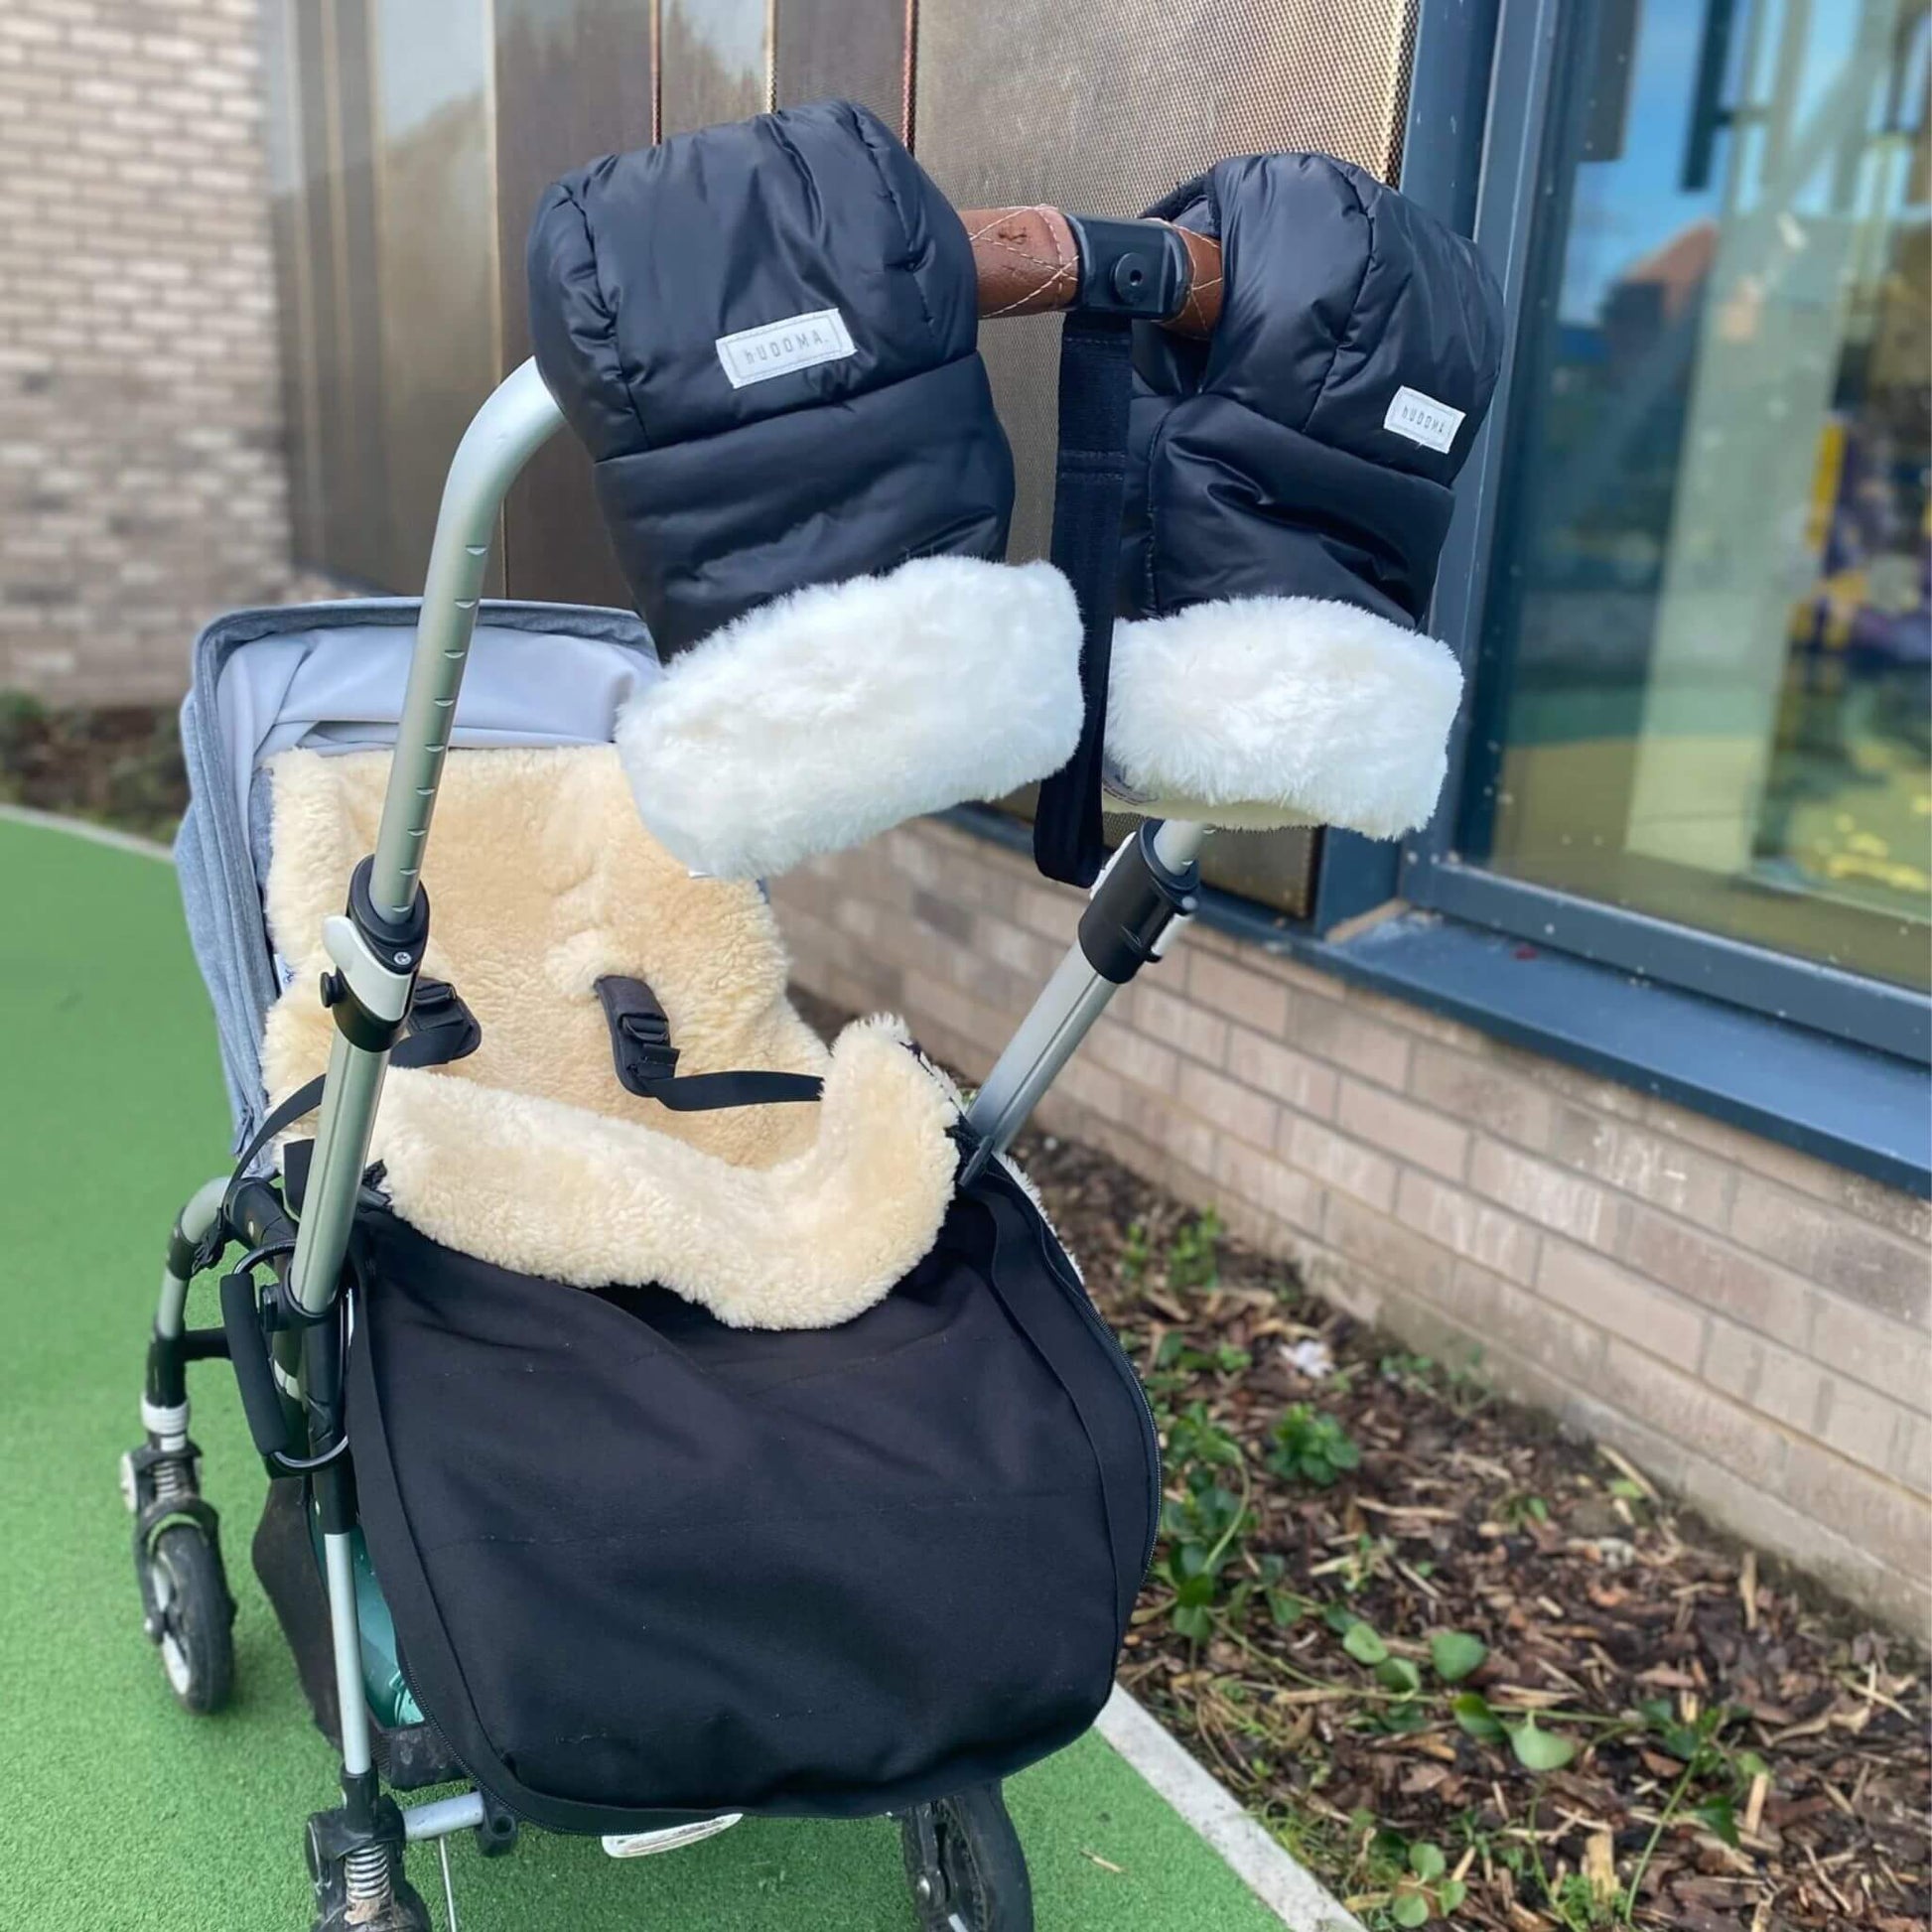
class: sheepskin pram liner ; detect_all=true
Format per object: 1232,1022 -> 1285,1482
265,742 -> 1161,1824
261,743 -> 958,1329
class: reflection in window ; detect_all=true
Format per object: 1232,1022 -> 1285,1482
1467,0 -> 1930,991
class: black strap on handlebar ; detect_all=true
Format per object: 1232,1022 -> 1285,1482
1034,309 -> 1136,888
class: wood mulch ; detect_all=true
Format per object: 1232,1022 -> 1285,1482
1011,1123 -> 1929,1932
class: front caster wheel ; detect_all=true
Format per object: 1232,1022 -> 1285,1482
144,1523 -> 235,1715
899,1783 -> 1034,1931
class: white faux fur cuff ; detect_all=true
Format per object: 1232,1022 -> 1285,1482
618,556 -> 1082,878
1102,595 -> 1464,836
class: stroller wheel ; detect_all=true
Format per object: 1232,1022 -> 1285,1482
144,1524 -> 235,1716
898,1783 -> 1034,1932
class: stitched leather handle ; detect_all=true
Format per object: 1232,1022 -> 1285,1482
961,207 -> 1222,337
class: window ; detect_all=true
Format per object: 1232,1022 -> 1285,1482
1408,0 -> 1930,1054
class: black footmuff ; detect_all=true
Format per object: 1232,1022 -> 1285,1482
343,1166 -> 1158,1830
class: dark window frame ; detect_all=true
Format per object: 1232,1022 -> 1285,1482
1364,0 -> 1931,1065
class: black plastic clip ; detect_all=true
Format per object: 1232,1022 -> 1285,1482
596,976 -> 680,1096
1064,215 -> 1193,322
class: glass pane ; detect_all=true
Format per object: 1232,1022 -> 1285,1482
1468,0 -> 1931,991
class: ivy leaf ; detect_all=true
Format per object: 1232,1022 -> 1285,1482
1341,1621 -> 1389,1667
1391,1892 -> 1431,1928
1694,1796 -> 1740,1850
1171,1601 -> 1212,1642
1508,1715 -> 1578,1772
1429,1630 -> 1487,1683
1450,1692 -> 1506,1744
1409,1842 -> 1447,1880
1377,1658 -> 1424,1698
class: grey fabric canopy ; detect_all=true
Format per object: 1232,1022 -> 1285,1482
173,598 -> 657,1148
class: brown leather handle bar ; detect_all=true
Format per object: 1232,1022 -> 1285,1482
961,206 -> 1222,337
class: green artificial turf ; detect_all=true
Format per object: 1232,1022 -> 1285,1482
0,813 -> 1280,1932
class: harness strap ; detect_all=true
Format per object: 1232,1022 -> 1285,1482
229,977 -> 482,1183
594,976 -> 824,1112
1033,310 -> 1136,888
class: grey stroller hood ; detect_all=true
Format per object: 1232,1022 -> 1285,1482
175,598 -> 656,1148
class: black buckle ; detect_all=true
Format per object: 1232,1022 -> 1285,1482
618,1009 -> 680,1085
597,975 -> 680,1096
402,977 -> 482,1066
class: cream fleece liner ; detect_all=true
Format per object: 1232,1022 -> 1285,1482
1102,594 -> 1465,836
260,745 -> 959,1329
616,555 -> 1083,880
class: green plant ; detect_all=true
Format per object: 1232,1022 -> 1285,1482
1153,1333 -> 1253,1378
1224,1551 -> 1308,1632
1119,1217 -> 1152,1285
1156,1403 -> 1250,1640
1508,1711 -> 1578,1771
1265,1403 -> 1361,1486
1167,1207 -> 1223,1291
1428,1629 -> 1486,1683
1552,1871 -> 1618,1929
1500,1490 -> 1551,1528
1619,1701 -> 1758,1921
1156,1469 -> 1249,1641
1389,1842 -> 1466,1926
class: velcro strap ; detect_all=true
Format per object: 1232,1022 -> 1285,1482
595,976 -> 823,1112
1034,310 -> 1136,888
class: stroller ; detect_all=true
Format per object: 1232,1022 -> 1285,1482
123,105 -> 1498,1931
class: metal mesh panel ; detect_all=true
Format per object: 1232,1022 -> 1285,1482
493,0 -> 656,608
658,0 -> 770,135
914,0 -> 1418,564
774,0 -> 908,136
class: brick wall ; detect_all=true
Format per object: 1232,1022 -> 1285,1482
771,821 -> 1932,1633
0,0 -> 302,705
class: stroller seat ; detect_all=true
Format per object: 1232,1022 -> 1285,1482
259,743 -> 959,1330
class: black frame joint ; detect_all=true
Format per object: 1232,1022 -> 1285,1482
1065,215 -> 1192,322
1077,821 -> 1200,985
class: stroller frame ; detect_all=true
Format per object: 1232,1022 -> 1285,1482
134,353 -> 1208,1929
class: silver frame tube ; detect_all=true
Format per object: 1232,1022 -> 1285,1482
286,359 -> 564,1314
402,1791 -> 487,1843
156,1175 -> 229,1342
324,1530 -> 374,1776
965,819 -> 1206,1159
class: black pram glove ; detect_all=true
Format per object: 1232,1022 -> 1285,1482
528,99 -> 1080,878
1109,152 -> 1503,837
